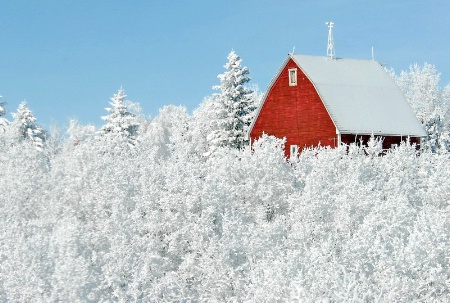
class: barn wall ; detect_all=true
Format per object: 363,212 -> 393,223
250,59 -> 337,157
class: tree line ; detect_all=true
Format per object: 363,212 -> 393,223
0,52 -> 449,154
0,52 -> 449,302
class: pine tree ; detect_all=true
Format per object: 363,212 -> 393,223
10,101 -> 46,148
98,88 -> 139,144
209,50 -> 256,150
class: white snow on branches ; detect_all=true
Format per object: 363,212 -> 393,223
0,61 -> 449,302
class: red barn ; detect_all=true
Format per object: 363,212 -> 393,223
248,54 -> 426,157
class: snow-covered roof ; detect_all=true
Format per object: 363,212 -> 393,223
290,54 -> 426,137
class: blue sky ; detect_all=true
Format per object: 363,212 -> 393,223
1,1 -> 449,128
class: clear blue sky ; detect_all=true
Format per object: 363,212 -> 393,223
1,0 -> 449,128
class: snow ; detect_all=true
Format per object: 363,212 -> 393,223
0,97 -> 9,132
1,120 -> 449,301
208,50 -> 256,152
0,59 -> 448,301
393,63 -> 450,152
291,54 -> 427,137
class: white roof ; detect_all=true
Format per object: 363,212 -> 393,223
290,54 -> 426,136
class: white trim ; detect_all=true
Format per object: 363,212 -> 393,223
290,144 -> 299,157
336,128 -> 341,146
288,68 -> 297,86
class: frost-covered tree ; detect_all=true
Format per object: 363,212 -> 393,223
191,95 -> 222,156
98,88 -> 140,145
439,83 -> 450,151
140,105 -> 192,160
0,96 -> 9,132
67,119 -> 96,145
1,124 -> 450,301
208,50 -> 256,151
2,64 -> 450,301
365,134 -> 384,157
8,101 -> 46,148
397,63 -> 440,119
394,63 -> 450,152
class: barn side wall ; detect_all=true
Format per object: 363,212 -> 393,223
250,59 -> 337,157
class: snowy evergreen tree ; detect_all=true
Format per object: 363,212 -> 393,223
208,50 -> 256,151
9,101 -> 46,148
98,88 -> 140,145
394,63 -> 450,153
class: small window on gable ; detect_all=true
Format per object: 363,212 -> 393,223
288,68 -> 297,86
290,145 -> 298,157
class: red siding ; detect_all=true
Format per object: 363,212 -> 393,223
250,59 -> 337,157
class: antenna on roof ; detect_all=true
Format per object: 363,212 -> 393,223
326,21 -> 336,60
371,46 -> 374,61
291,46 -> 295,55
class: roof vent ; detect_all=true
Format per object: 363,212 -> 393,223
326,22 -> 336,59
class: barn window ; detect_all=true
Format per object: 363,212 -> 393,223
288,68 -> 297,86
290,145 -> 298,157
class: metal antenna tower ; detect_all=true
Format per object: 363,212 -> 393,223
326,21 -> 335,59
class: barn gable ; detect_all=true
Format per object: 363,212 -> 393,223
249,56 -> 337,152
248,54 -> 426,156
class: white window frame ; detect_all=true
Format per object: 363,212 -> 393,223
290,144 -> 299,157
288,68 -> 297,86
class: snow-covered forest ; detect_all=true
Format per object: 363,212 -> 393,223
1,52 -> 450,302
